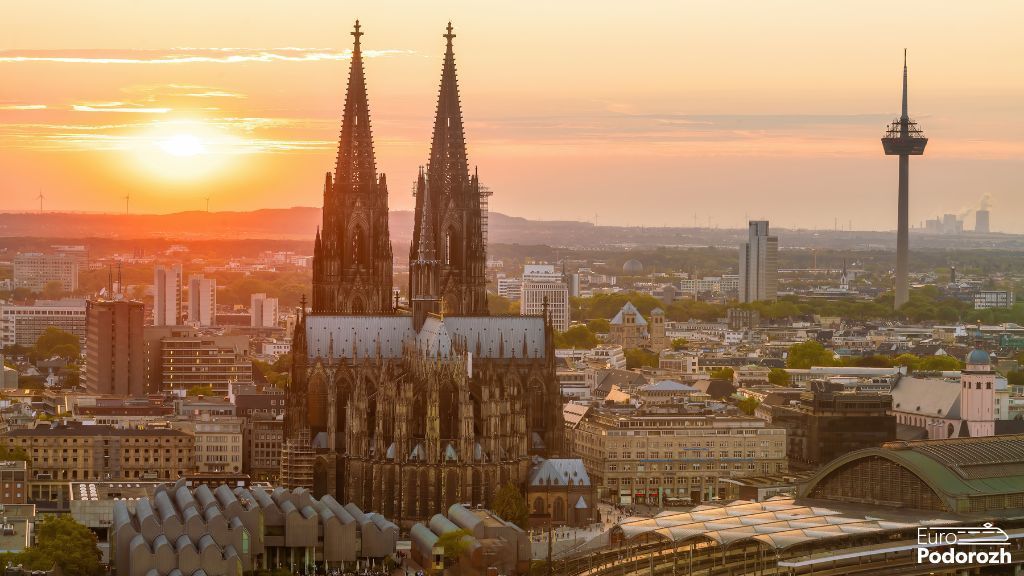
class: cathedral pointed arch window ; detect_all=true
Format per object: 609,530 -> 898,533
553,497 -> 565,522
351,225 -> 367,267
445,226 -> 461,266
533,497 -> 545,516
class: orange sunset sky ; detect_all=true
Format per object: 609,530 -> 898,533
1,1 -> 1023,231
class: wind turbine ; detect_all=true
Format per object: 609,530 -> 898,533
37,189 -> 44,214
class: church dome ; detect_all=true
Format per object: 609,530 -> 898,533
622,259 -> 644,274
966,348 -> 990,365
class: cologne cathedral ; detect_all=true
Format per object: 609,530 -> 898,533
283,21 -> 564,524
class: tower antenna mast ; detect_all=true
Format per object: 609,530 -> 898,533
881,49 -> 928,310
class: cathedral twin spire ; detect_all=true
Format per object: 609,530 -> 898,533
313,20 -> 488,320
312,20 -> 393,315
411,22 -> 489,318
334,21 -> 377,194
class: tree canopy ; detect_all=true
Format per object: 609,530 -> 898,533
490,482 -> 529,529
487,294 -> 519,315
786,340 -> 836,369
572,292 -> 664,322
736,396 -> 760,415
35,327 -> 80,360
710,367 -> 734,380
625,348 -> 659,369
435,529 -> 473,563
0,446 -> 29,461
768,367 -> 790,386
587,318 -> 610,334
554,325 -> 599,349
254,356 -> 290,388
568,286 -> 1013,325
187,385 -> 214,397
893,353 -> 962,372
13,514 -> 102,575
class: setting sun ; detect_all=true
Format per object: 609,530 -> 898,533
128,123 -> 234,182
159,133 -> 206,157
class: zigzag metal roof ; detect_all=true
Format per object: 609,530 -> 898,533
612,497 -> 956,551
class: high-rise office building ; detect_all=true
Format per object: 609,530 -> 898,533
187,274 -> 217,327
522,264 -> 562,283
160,333 -> 252,395
1,299 -> 87,348
13,253 -> 79,293
738,220 -> 778,303
85,297 -> 145,397
520,280 -> 569,331
250,293 -> 279,328
519,263 -> 569,331
153,264 -> 183,326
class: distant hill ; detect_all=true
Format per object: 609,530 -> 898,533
0,208 -> 594,245
0,207 -> 1020,251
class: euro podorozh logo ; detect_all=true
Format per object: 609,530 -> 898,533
916,523 -> 1012,566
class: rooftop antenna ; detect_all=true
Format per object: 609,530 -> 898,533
116,261 -> 123,296
107,265 -> 113,297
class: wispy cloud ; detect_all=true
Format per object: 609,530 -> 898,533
0,103 -> 47,110
72,102 -> 172,114
0,47 -> 411,65
124,84 -> 247,99
0,116 -> 332,153
182,90 -> 245,99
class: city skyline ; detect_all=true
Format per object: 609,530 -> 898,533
5,5 -> 1024,574
2,1 -> 1023,232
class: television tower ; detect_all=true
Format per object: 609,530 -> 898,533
882,50 -> 927,310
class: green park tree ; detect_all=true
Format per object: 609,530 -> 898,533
15,514 -> 102,575
918,355 -> 962,372
490,482 -> 529,529
767,368 -> 790,386
0,446 -> 29,461
893,353 -> 921,371
624,348 -> 659,369
786,340 -> 836,369
40,280 -> 65,300
736,396 -> 760,415
488,294 -> 519,315
587,318 -> 610,334
555,325 -> 598,349
34,327 -> 80,360
436,529 -> 472,565
710,367 -> 734,380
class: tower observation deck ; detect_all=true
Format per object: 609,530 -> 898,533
881,50 -> 927,310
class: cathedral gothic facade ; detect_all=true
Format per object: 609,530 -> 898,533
284,22 -> 564,524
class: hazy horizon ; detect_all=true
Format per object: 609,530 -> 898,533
3,1 -> 1023,232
